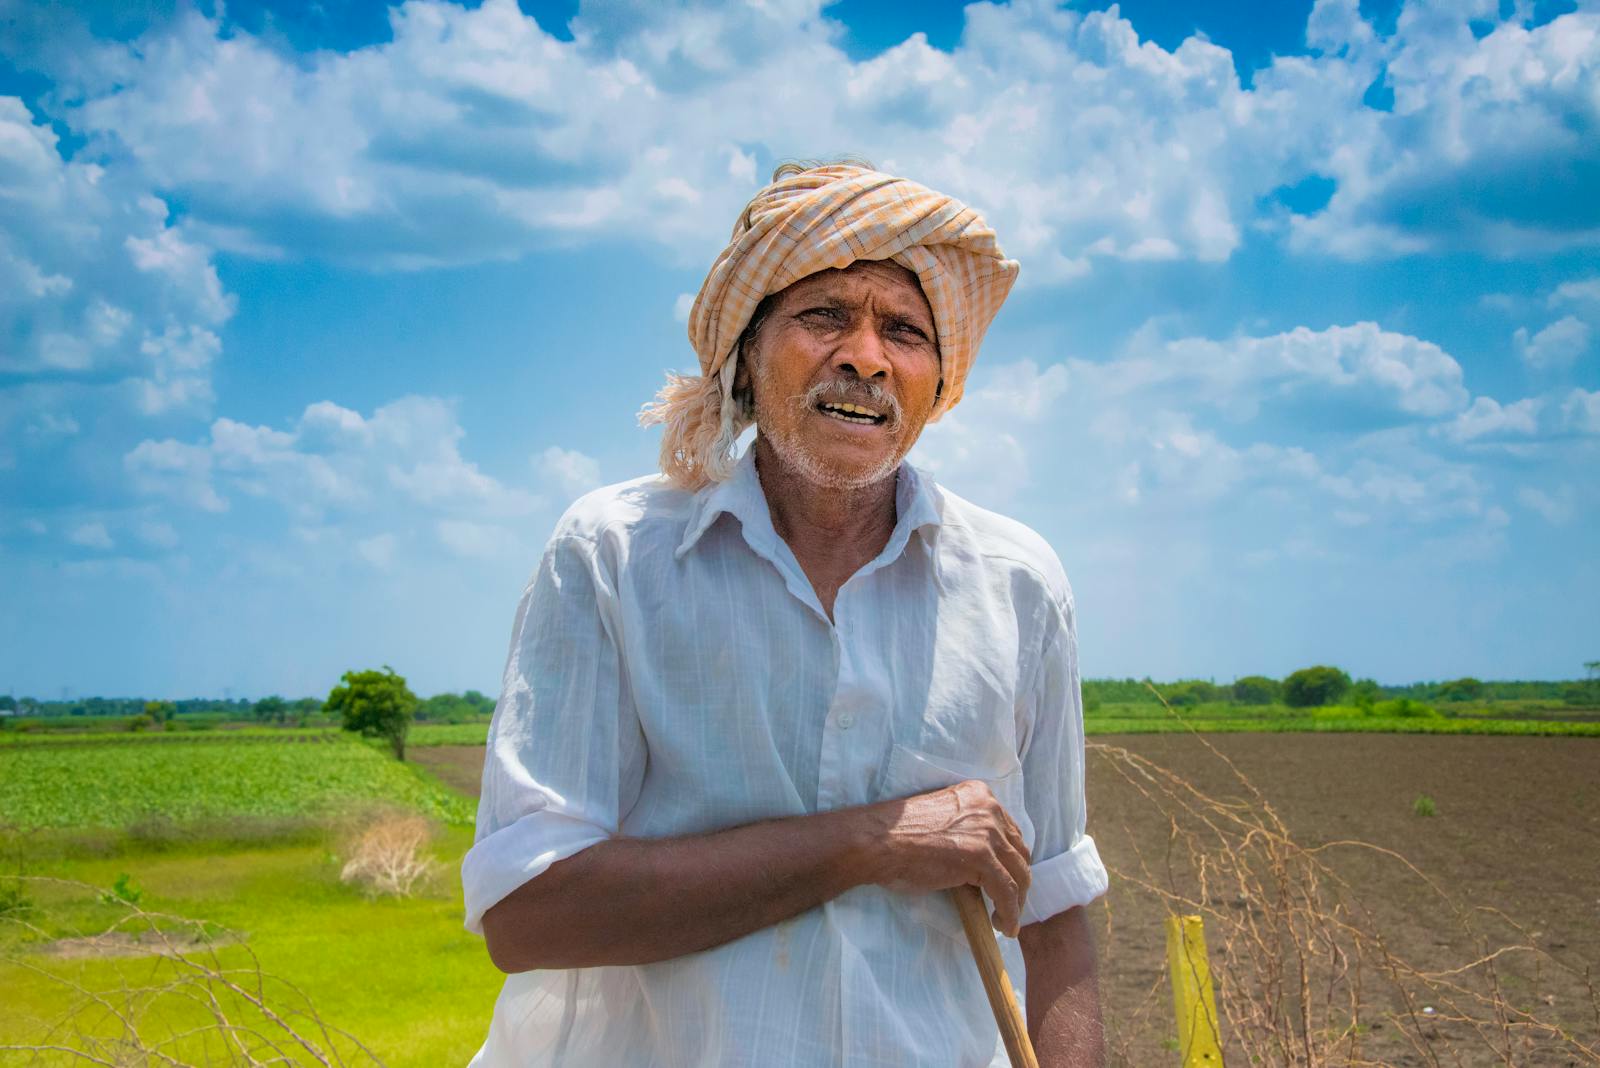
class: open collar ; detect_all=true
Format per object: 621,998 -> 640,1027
675,443 -> 944,566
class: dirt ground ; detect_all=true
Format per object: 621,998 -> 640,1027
414,735 -> 1600,1066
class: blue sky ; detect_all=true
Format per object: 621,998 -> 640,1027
1,0 -> 1597,700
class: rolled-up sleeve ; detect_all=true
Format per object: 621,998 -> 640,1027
461,534 -> 646,935
1016,589 -> 1109,927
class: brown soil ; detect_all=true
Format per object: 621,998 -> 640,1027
420,737 -> 1600,1065
410,745 -> 486,800
1088,733 -> 1600,1067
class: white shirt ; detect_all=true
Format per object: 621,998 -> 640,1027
462,444 -> 1108,1067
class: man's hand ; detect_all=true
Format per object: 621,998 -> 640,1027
866,780 -> 1032,937
482,779 -> 1033,972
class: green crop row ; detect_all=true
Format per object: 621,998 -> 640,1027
1084,716 -> 1600,737
0,737 -> 474,831
0,728 -> 343,748
405,723 -> 493,747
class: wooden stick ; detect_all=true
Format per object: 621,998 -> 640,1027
952,884 -> 1041,1068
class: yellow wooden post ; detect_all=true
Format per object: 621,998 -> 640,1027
1166,914 -> 1225,1067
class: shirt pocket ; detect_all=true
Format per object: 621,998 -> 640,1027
875,743 -> 1028,945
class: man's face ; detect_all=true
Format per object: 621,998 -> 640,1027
739,260 -> 941,490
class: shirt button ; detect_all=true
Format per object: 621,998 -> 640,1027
837,712 -> 855,729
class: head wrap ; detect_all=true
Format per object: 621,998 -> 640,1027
640,163 -> 1019,490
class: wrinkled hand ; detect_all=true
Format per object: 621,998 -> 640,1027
870,780 -> 1031,937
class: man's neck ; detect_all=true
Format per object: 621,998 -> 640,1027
752,436 -> 899,586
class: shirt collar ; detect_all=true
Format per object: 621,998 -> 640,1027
675,442 -> 944,563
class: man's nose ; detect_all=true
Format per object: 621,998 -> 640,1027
830,320 -> 890,380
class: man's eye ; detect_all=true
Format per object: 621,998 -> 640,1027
801,308 -> 843,322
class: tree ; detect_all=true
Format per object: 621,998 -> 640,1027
1350,678 -> 1382,709
1282,666 -> 1352,708
0,696 -> 15,713
327,667 -> 417,761
143,700 -> 176,726
1160,680 -> 1222,707
1230,676 -> 1279,705
291,696 -> 322,725
254,695 -> 288,724
1436,677 -> 1483,703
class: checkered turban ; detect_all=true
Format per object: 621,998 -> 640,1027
640,164 -> 1019,490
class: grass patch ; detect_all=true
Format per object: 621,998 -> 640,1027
406,722 -> 493,747
0,824 -> 502,1066
0,736 -> 474,831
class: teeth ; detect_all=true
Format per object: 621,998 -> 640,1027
821,402 -> 882,418
819,405 -> 881,424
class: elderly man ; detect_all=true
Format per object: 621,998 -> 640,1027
463,163 -> 1109,1066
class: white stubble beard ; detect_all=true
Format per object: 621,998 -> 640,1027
754,379 -> 915,492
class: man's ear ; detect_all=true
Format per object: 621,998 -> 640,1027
733,347 -> 753,393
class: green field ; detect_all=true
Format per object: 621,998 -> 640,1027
2,688 -> 1595,1064
1082,701 -> 1600,736
368,706 -> 1600,747
0,827 -> 501,1066
0,735 -> 474,830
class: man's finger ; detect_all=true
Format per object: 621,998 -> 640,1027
976,865 -> 1021,937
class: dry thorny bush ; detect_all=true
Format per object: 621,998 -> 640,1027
1090,704 -> 1600,1068
0,875 -> 385,1067
336,809 -> 440,899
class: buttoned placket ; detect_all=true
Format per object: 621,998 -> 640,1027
750,529 -> 878,814
762,512 -> 929,817
682,450 -> 941,816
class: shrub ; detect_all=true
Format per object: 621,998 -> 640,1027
1374,698 -> 1439,718
1561,682 -> 1597,707
1437,677 -> 1483,702
1283,666 -> 1352,708
1412,795 -> 1437,817
1230,675 -> 1280,705
1349,678 -> 1382,709
1161,680 -> 1223,707
338,811 -> 439,898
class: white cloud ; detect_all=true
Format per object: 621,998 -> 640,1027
1561,388 -> 1600,434
1549,275 -> 1600,308
0,97 -> 232,413
125,394 -> 545,526
1088,321 -> 1468,420
134,519 -> 179,550
1516,486 -> 1573,525
915,313 -> 1565,547
535,446 -> 602,499
1286,2 -> 1600,259
21,0 -> 1588,279
124,438 -> 227,512
912,360 -> 1067,503
673,293 -> 696,324
1514,315 -> 1592,370
356,532 -> 398,569
436,518 -> 522,561
1439,396 -> 1543,443
67,521 -> 113,550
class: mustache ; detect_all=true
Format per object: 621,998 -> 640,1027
786,379 -> 905,432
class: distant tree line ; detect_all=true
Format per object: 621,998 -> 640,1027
0,688 -> 497,723
1082,667 -> 1600,709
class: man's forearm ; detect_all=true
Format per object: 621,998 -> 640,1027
1020,904 -> 1106,1068
482,805 -> 881,972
